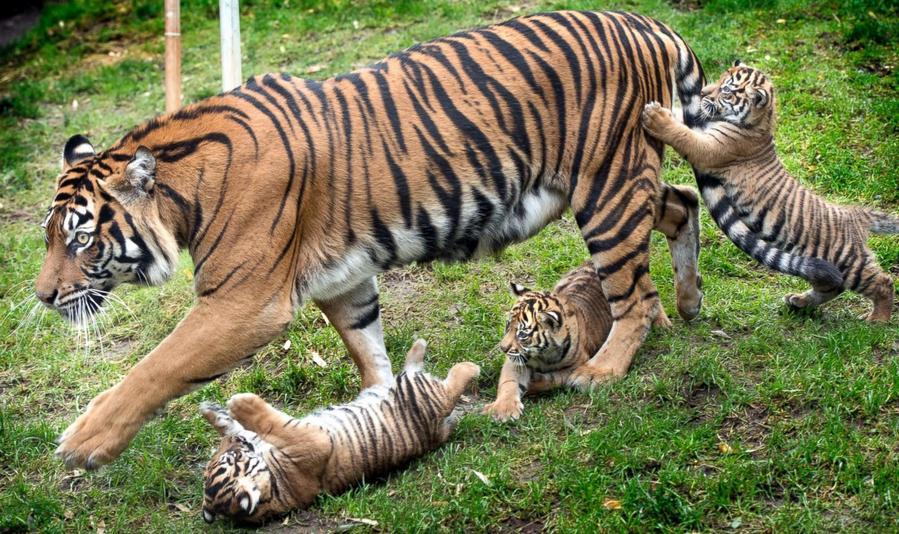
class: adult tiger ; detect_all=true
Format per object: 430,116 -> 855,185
38,10 -> 707,469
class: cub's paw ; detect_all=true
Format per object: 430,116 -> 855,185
641,101 -> 674,137
567,364 -> 622,391
482,397 -> 524,422
227,393 -> 270,430
784,293 -> 810,309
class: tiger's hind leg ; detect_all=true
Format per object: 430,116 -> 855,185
315,277 -> 394,389
568,142 -> 664,387
784,285 -> 843,311
854,255 -> 895,322
654,183 -> 703,321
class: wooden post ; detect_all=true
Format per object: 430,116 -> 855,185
219,0 -> 242,91
164,0 -> 181,112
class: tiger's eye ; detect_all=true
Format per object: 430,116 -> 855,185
76,232 -> 90,245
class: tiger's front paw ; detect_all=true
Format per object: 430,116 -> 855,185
226,393 -> 271,430
482,397 -> 524,422
56,386 -> 147,470
641,101 -> 674,138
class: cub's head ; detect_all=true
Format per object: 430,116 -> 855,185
35,135 -> 178,324
500,282 -> 572,366
201,403 -> 280,525
700,60 -> 775,131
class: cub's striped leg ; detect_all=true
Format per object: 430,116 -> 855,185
854,256 -> 895,322
569,146 -> 664,387
654,183 -> 703,321
440,362 -> 480,439
55,298 -> 293,469
482,359 -> 529,422
785,285 -> 843,312
315,277 -> 394,389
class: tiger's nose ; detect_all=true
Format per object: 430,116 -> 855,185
36,288 -> 58,306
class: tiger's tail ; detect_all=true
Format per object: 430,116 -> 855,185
669,37 -> 843,290
867,210 -> 899,234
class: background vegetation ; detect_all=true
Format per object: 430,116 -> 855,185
1,0 -> 897,531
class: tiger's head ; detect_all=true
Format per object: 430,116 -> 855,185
700,60 -> 775,131
500,282 -> 572,366
34,135 -> 178,324
201,403 -> 278,524
200,402 -> 326,525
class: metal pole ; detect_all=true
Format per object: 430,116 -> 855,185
219,0 -> 242,92
164,0 -> 181,112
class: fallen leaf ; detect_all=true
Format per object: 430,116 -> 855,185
306,64 -> 325,74
311,351 -> 327,368
603,498 -> 622,510
471,469 -> 491,486
776,18 -> 786,24
282,339 -> 292,351
711,329 -> 731,339
172,503 -> 191,513
730,516 -> 743,529
64,510 -> 74,520
718,442 -> 733,454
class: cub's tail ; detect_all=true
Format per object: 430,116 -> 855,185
667,35 -> 843,289
867,210 -> 899,234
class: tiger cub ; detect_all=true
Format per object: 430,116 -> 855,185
200,340 -> 479,524
483,262 -> 615,422
642,61 -> 898,321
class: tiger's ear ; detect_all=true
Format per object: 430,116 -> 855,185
200,402 -> 244,437
750,87 -> 770,108
62,134 -> 95,170
124,146 -> 157,194
732,59 -> 742,67
509,282 -> 530,296
538,310 -> 561,329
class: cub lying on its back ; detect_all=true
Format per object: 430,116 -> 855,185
200,340 -> 479,524
642,61 -> 898,321
484,261 -> 631,421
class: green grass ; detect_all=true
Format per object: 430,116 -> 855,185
1,0 -> 898,531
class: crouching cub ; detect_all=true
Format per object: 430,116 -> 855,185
484,262 -> 622,422
200,340 -> 479,524
642,61 -> 898,321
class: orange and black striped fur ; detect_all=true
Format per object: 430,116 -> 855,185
38,11 -> 708,469
643,62 -> 898,321
200,340 -> 479,524
484,262 -> 613,421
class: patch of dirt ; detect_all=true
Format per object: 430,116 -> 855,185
261,509 -> 343,533
102,337 -> 138,362
498,516 -> 546,533
667,0 -> 702,12
0,204 -> 41,225
377,265 -> 438,328
685,383 -> 722,425
719,404 -> 770,456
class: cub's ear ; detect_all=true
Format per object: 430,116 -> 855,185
124,146 -> 157,194
750,87 -> 770,108
509,282 -> 530,296
62,134 -> 95,170
732,59 -> 742,67
538,310 -> 561,329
